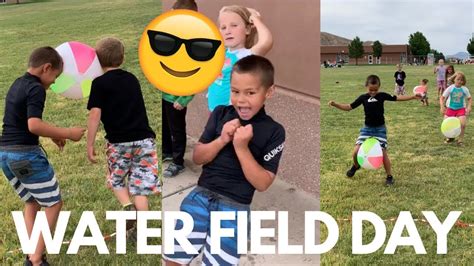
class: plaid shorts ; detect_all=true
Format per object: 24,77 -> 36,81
1,145 -> 60,207
394,84 -> 405,95
106,138 -> 160,195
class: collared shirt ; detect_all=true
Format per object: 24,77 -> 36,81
198,105 -> 286,204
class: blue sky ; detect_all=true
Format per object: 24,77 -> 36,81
321,0 -> 473,55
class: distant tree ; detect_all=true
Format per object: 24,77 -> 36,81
348,36 -> 364,65
408,32 -> 430,62
372,40 -> 383,64
430,49 -> 445,62
468,38 -> 474,56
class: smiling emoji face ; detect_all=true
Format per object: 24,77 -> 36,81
139,10 -> 225,96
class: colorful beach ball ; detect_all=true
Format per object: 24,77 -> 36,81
51,42 -> 103,99
441,117 -> 461,138
357,138 -> 383,170
413,85 -> 427,96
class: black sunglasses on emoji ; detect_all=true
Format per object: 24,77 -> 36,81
147,30 -> 222,62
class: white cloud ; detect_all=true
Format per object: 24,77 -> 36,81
322,0 -> 473,55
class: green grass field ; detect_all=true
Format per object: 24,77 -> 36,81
321,64 -> 474,264
0,1 -> 162,264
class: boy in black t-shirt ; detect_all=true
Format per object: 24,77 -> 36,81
163,56 -> 285,265
0,47 -> 85,266
394,64 -> 406,95
86,38 -> 160,220
329,75 -> 419,185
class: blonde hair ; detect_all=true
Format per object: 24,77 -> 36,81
453,71 -> 467,86
219,5 -> 257,49
95,37 -> 125,68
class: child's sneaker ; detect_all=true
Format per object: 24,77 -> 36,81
122,203 -> 137,230
385,175 -> 394,186
162,153 -> 173,162
346,164 -> 360,177
126,224 -> 137,243
24,254 -> 49,266
444,138 -> 455,144
163,163 -> 185,178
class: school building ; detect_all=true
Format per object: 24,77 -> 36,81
162,0 -> 320,196
321,32 -> 411,65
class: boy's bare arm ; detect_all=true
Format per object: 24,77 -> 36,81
193,118 -> 241,165
28,118 -> 84,141
328,101 -> 352,111
233,124 -> 275,192
87,108 -> 101,163
396,95 -> 418,101
248,8 -> 273,56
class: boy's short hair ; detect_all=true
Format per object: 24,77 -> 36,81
231,55 -> 274,88
365,75 -> 381,87
422,79 -> 429,84
95,37 -> 124,68
172,0 -> 197,11
28,46 -> 63,70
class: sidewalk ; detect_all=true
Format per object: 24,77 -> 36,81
162,137 -> 320,265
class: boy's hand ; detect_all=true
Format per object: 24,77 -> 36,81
219,119 -> 241,143
440,106 -> 446,115
233,124 -> 253,149
414,94 -> 422,99
52,138 -> 66,151
87,145 -> 97,163
328,100 -> 335,107
68,127 -> 86,141
173,102 -> 184,110
467,107 -> 471,116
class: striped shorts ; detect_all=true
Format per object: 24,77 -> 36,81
163,186 -> 250,265
356,125 -> 388,149
1,146 -> 60,207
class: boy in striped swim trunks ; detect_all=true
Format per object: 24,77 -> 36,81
163,56 -> 285,265
0,47 -> 85,266
329,75 -> 420,186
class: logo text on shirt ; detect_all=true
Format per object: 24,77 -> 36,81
368,97 -> 378,103
264,142 -> 285,161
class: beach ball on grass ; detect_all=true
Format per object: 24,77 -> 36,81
441,117 -> 461,138
51,41 -> 103,99
357,138 -> 383,170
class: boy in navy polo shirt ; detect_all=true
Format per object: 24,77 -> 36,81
0,47 -> 85,266
163,55 -> 285,265
329,75 -> 419,185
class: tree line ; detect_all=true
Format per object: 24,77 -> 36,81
347,32 -> 474,65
